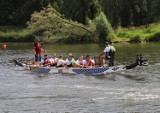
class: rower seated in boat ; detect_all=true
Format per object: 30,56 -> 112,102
56,55 -> 66,68
75,55 -> 85,68
49,53 -> 58,67
65,53 -> 75,67
42,54 -> 50,66
83,55 -> 95,68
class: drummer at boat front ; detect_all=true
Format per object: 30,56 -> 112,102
83,55 -> 95,68
34,41 -> 45,66
99,41 -> 116,66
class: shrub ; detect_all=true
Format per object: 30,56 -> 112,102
93,12 -> 115,42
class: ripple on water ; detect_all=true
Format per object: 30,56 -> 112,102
0,48 -> 160,112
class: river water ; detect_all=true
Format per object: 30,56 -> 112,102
0,42 -> 160,113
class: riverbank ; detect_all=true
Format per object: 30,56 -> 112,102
115,23 -> 160,43
0,23 -> 160,43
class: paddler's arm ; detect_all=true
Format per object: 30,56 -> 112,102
41,48 -> 46,53
99,52 -> 105,57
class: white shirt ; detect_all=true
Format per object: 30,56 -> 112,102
57,59 -> 65,67
65,58 -> 75,65
77,60 -> 86,65
103,46 -> 110,53
49,57 -> 58,63
76,59 -> 85,65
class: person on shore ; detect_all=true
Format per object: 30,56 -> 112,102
99,42 -> 116,66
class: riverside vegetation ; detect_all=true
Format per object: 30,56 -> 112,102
0,0 -> 160,43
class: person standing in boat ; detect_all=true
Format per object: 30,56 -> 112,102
33,36 -> 45,66
99,42 -> 116,66
33,35 -> 41,52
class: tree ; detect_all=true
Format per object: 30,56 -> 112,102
27,5 -> 97,43
60,0 -> 101,24
0,0 -> 48,26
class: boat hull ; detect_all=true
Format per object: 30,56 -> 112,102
30,65 -> 126,75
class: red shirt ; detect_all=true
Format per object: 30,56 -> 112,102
34,47 -> 42,55
86,60 -> 95,66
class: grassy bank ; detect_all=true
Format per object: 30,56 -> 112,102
0,26 -> 36,42
1,23 -> 160,43
115,23 -> 160,43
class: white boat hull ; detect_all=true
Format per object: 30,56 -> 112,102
30,65 -> 126,75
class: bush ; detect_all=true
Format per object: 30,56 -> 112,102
27,5 -> 98,43
93,12 -> 115,42
0,26 -> 36,42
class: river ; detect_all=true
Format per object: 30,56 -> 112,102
0,42 -> 160,113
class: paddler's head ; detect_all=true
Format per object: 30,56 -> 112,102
68,53 -> 73,59
104,42 -> 109,46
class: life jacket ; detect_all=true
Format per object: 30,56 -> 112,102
106,45 -> 116,56
66,58 -> 75,67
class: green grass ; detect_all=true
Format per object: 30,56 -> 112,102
115,23 -> 160,42
1,23 -> 160,43
0,26 -> 37,42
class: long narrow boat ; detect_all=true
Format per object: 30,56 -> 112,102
14,54 -> 148,75
29,65 -> 127,75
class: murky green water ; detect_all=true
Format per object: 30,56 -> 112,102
0,42 -> 160,112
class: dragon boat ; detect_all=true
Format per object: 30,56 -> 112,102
14,54 -> 148,75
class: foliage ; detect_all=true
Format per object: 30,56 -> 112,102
0,26 -> 35,42
116,23 -> 160,42
60,0 -> 101,24
0,0 -> 49,26
0,0 -> 160,43
100,0 -> 160,27
92,12 -> 116,42
27,5 -> 97,43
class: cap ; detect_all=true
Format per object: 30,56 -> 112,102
105,42 -> 109,45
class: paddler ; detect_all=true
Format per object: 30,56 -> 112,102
83,55 -> 95,68
49,53 -> 58,67
65,53 -> 75,67
65,53 -> 84,68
